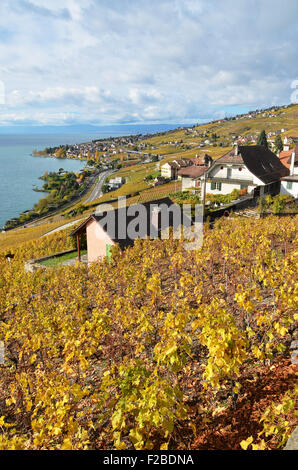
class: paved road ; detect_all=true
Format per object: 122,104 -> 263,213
41,170 -> 115,237
7,170 -> 112,232
4,170 -> 100,232
84,170 -> 114,204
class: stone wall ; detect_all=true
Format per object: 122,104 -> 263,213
24,249 -> 77,272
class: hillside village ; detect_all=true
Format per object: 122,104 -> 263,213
13,102 -> 297,271
5,102 -> 298,236
0,103 -> 297,452
33,104 -> 297,164
1,0 -> 298,453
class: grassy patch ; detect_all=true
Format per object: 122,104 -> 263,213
39,249 -> 87,266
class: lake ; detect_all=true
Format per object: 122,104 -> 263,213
0,124 -> 180,228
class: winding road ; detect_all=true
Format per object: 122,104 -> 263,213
41,169 -> 115,237
84,170 -> 114,204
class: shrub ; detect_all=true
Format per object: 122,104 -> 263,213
272,196 -> 286,214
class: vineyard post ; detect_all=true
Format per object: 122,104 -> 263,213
76,234 -> 81,262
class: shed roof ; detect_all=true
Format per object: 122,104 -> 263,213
70,197 -> 190,250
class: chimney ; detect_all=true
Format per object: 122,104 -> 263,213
204,154 -> 213,168
234,143 -> 239,156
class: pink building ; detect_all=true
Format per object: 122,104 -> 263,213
70,198 -> 187,263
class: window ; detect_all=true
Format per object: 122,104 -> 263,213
211,182 -> 221,191
227,168 -> 232,178
286,181 -> 293,190
240,184 -> 248,190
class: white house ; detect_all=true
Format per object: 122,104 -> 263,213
283,136 -> 291,152
178,165 -> 209,192
108,177 -> 124,190
280,146 -> 298,198
200,144 -> 289,197
177,154 -> 213,193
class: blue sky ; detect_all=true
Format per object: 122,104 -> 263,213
0,0 -> 297,126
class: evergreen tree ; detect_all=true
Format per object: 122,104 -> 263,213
274,134 -> 283,153
257,130 -> 268,148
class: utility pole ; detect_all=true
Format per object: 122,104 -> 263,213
202,173 -> 206,219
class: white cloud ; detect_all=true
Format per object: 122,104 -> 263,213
0,0 -> 297,125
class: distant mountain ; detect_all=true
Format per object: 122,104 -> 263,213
0,123 -> 185,135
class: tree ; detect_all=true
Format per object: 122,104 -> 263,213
56,148 -> 66,158
274,134 -> 283,154
102,184 -> 110,194
257,130 -> 268,148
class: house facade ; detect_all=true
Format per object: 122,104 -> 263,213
280,146 -> 298,198
178,165 -> 208,192
108,177 -> 124,190
201,145 -> 289,197
160,159 -> 193,180
176,154 -> 213,192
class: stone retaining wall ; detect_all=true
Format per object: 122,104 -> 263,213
24,249 -> 77,272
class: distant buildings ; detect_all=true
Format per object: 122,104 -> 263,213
160,159 -> 193,180
280,146 -> 298,198
107,177 -> 124,190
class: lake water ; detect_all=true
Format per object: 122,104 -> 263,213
0,124 -> 180,228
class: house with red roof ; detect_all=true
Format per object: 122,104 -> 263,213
160,158 -> 193,180
278,149 -> 292,169
177,155 -> 212,192
280,146 -> 298,198
178,165 -> 209,192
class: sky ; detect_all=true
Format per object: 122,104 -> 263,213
0,0 -> 297,127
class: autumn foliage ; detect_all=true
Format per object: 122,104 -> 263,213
0,215 -> 297,450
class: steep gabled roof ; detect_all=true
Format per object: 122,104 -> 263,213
239,146 -> 289,184
213,146 -> 289,184
189,154 -> 212,167
163,159 -> 193,169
